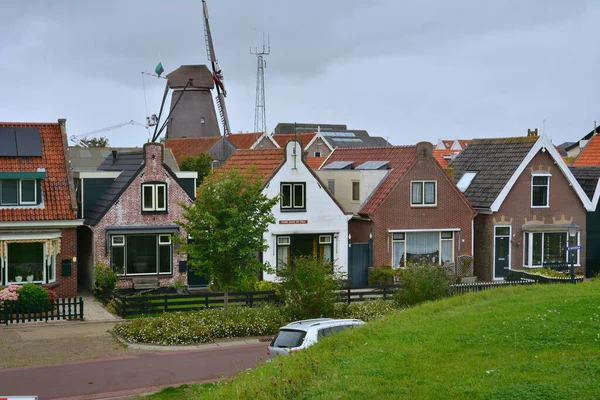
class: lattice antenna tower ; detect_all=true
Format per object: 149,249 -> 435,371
251,33 -> 270,135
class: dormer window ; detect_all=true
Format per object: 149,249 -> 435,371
142,182 -> 167,212
0,179 -> 40,206
531,174 -> 550,207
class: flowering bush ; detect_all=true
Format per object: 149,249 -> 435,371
113,304 -> 290,345
0,285 -> 21,306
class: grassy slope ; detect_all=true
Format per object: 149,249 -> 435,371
148,282 -> 600,399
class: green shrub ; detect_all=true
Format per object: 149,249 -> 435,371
278,256 -> 343,320
17,283 -> 50,305
368,266 -> 399,285
334,299 -> 398,321
254,280 -> 282,297
113,304 -> 289,345
393,262 -> 453,307
93,263 -> 118,301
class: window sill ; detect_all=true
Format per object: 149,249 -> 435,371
280,209 -> 307,213
410,204 -> 437,208
141,211 -> 169,215
531,206 -> 550,209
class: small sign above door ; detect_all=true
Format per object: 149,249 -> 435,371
279,220 -> 308,224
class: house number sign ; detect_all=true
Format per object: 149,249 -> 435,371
279,220 -> 308,224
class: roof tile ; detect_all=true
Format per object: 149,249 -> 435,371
220,149 -> 285,185
165,136 -> 222,164
272,133 -> 315,148
572,134 -> 600,166
0,122 -> 76,221
227,132 -> 263,149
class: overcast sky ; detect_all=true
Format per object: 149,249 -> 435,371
1,0 -> 599,147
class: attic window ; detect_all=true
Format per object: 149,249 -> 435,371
142,182 -> 167,212
456,172 -> 477,192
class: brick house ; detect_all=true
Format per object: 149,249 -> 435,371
222,141 -> 351,281
0,120 -> 82,297
318,142 -> 475,284
449,134 -> 592,281
72,142 -> 197,289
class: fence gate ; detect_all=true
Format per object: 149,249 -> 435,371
349,242 -> 369,285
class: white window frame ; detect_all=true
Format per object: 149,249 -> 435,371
281,183 -> 305,210
277,236 -> 291,246
314,151 -> 322,157
391,231 -> 453,267
158,234 -> 171,245
523,231 -> 580,268
531,173 -> 550,208
112,235 -> 125,246
319,235 -> 332,244
142,183 -> 167,212
4,241 -> 55,285
410,181 -> 437,207
19,179 -> 37,205
111,234 -> 173,276
440,231 -> 454,265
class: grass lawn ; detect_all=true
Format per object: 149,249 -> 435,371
145,280 -> 600,399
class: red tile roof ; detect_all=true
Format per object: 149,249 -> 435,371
220,148 -> 285,185
0,122 -> 76,221
306,157 -> 326,169
227,132 -> 263,150
572,134 -> 600,166
433,149 -> 455,168
165,136 -> 222,164
323,146 -> 417,215
272,133 -> 315,148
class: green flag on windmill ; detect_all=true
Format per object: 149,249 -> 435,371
155,62 -> 164,77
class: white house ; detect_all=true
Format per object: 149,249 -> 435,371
222,140 -> 352,281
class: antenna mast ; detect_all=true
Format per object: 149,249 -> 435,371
251,34 -> 270,135
202,0 -> 231,136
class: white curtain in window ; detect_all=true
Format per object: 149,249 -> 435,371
424,182 -> 435,204
441,239 -> 453,263
407,232 -> 439,263
392,241 -> 405,267
412,183 -> 422,203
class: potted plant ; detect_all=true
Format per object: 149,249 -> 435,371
169,275 -> 186,294
14,266 -> 23,283
25,266 -> 34,282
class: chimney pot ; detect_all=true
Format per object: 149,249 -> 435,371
446,167 -> 454,181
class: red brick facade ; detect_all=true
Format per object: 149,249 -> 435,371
473,150 -> 587,280
350,143 -> 475,268
90,143 -> 193,288
52,227 -> 78,297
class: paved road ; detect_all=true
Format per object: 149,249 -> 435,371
0,342 -> 267,399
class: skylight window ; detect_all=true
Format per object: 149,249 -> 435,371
456,172 -> 477,192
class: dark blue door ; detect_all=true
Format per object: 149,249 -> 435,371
349,243 -> 369,285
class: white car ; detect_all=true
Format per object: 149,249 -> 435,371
267,318 -> 365,359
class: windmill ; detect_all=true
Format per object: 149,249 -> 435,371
203,0 -> 231,136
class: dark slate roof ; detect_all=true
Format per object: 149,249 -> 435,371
569,166 -> 600,200
68,147 -> 179,171
322,135 -> 391,148
447,137 -> 538,210
84,151 -> 144,225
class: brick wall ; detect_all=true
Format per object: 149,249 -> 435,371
54,227 -> 78,298
475,150 -> 587,280
91,143 -> 193,288
359,144 -> 475,268
305,138 -> 331,158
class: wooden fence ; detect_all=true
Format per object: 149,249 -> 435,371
1,297 -> 84,325
114,290 -> 277,318
336,285 -> 401,303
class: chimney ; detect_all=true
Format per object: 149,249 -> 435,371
416,141 -> 433,161
527,128 -> 538,137
112,150 -> 117,163
446,167 -> 454,181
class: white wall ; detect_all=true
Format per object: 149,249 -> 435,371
263,141 -> 351,281
315,169 -> 389,213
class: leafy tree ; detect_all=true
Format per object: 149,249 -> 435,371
176,167 -> 279,314
79,136 -> 110,147
180,153 -> 215,185
278,256 -> 344,320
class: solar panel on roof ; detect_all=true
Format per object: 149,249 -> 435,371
322,161 -> 353,170
355,161 -> 389,170
15,128 -> 42,157
0,128 -> 18,156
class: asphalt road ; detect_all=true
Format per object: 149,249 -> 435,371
0,342 -> 267,399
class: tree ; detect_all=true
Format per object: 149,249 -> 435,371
180,153 -> 215,185
79,136 -> 110,147
176,167 -> 279,314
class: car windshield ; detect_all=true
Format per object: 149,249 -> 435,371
271,329 -> 307,348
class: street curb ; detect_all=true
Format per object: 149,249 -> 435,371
109,330 -> 270,351
0,318 -> 122,329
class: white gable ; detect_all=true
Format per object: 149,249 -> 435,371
262,141 -> 351,281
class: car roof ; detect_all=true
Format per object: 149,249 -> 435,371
282,318 -> 364,331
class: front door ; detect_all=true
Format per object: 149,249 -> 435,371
494,226 -> 511,279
